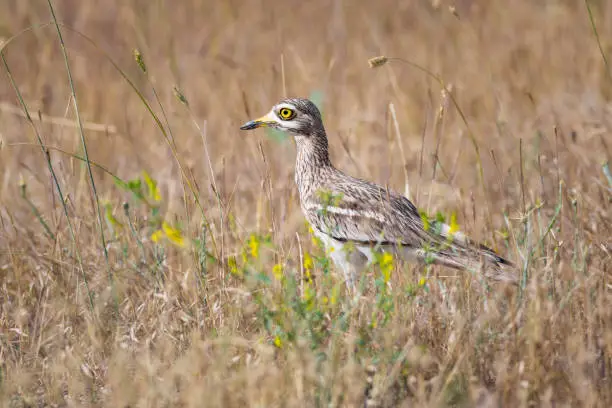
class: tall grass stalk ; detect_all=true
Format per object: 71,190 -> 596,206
1,53 -> 95,311
46,0 -> 115,311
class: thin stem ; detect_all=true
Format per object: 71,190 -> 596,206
47,0 -> 114,308
382,57 -> 492,229
1,52 -> 95,311
584,0 -> 612,82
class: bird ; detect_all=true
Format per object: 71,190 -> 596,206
240,97 -> 517,288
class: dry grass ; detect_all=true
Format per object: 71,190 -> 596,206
1,0 -> 611,406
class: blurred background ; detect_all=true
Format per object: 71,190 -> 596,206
1,1 -> 611,406
1,0 -> 610,238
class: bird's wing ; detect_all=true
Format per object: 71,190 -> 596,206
304,177 -> 427,248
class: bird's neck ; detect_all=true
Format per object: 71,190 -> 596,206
294,131 -> 333,199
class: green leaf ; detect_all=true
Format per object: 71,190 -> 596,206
254,272 -> 272,285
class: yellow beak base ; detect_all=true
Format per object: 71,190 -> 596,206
240,112 -> 276,130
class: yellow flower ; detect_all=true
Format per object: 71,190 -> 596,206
273,335 -> 282,348
444,211 -> 460,243
307,224 -> 324,248
162,221 -> 186,247
303,252 -> 314,271
272,263 -> 283,281
379,252 -> 394,283
420,211 -> 430,231
248,234 -> 260,259
142,171 -> 161,202
305,271 -> 314,287
151,229 -> 164,243
228,256 -> 239,275
418,277 -> 427,287
448,211 -> 459,234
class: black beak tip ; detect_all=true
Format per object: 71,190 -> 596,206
240,121 -> 257,130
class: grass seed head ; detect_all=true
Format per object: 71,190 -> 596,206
133,48 -> 147,74
368,56 -> 389,68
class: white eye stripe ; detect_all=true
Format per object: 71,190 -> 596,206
278,119 -> 302,129
276,103 -> 297,110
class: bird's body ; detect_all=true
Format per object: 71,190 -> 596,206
241,98 -> 516,287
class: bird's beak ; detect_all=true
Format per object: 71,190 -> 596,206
240,111 -> 277,130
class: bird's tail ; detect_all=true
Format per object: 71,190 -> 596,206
428,244 -> 518,283
421,224 -> 518,284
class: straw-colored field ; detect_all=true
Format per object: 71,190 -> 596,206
1,0 -> 611,406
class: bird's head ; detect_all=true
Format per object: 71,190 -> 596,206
240,98 -> 324,137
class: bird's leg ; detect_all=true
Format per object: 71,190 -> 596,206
345,248 -> 369,294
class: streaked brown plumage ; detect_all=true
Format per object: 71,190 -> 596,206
240,97 -> 517,287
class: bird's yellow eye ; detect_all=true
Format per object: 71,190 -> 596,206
278,107 -> 295,120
